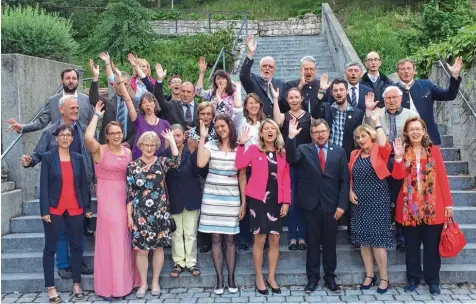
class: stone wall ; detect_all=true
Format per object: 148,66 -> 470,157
1,54 -> 82,202
151,14 -> 321,37
431,59 -> 476,176
321,4 -> 366,74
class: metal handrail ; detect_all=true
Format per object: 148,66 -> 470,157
231,13 -> 248,58
1,77 -> 94,161
208,47 -> 226,84
437,60 -> 476,119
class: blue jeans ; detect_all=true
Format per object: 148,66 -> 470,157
56,220 -> 86,269
287,166 -> 306,241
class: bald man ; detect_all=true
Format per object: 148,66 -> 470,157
361,51 -> 394,108
239,35 -> 287,118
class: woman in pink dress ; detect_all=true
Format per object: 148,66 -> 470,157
85,100 -> 138,300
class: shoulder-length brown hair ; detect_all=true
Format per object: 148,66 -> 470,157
258,119 -> 286,156
211,70 -> 235,96
243,93 -> 266,123
402,116 -> 432,149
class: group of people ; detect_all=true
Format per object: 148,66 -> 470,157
6,34 -> 464,302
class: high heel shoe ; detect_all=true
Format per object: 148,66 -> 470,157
71,284 -> 85,299
377,278 -> 390,294
266,279 -> 281,294
359,275 -> 377,290
255,284 -> 269,295
47,287 -> 61,303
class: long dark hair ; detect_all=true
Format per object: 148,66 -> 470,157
139,92 -> 161,116
212,70 -> 235,96
243,93 -> 266,124
214,114 -> 238,150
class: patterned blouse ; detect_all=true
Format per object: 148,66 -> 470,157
196,88 -> 236,119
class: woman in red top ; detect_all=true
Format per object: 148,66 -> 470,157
39,124 -> 92,303
235,119 -> 291,295
391,117 -> 454,296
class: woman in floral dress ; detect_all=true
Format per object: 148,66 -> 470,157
126,130 -> 179,299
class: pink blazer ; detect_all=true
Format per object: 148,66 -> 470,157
235,144 -> 291,204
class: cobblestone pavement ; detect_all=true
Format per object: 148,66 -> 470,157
3,284 -> 476,303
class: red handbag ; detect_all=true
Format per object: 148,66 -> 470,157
439,216 -> 467,258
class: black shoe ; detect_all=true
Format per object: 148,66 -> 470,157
297,242 -> 307,251
200,245 -> 211,253
101,296 -> 113,302
255,284 -> 269,295
404,281 -> 419,293
288,243 -> 298,251
360,275 -> 377,290
58,268 -> 72,279
81,263 -> 93,275
266,279 -> 281,294
429,284 -> 441,295
304,281 -> 318,294
84,227 -> 95,237
237,243 -> 248,252
377,279 -> 389,294
324,277 -> 339,292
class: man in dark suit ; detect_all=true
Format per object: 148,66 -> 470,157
239,35 -> 287,118
155,65 -> 198,129
286,118 -> 349,293
286,56 -> 321,114
361,51 -> 394,108
396,57 -> 463,145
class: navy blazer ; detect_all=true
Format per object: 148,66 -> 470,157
239,56 -> 287,118
311,102 -> 364,161
39,149 -> 91,216
161,146 -> 207,214
322,84 -> 373,112
286,139 -> 349,213
154,82 -> 199,128
397,77 -> 461,145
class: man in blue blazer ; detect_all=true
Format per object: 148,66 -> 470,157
396,57 -> 463,145
287,118 -> 349,294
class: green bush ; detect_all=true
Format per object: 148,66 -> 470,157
188,12 -> 200,20
153,9 -> 182,20
1,5 -> 79,62
211,13 -> 226,21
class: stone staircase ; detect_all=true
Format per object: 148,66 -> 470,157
2,124 -> 476,292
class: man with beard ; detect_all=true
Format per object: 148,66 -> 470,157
7,69 -> 93,133
240,35 -> 287,118
286,56 -> 321,114
361,52 -> 394,108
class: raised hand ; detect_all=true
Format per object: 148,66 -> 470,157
95,100 -> 105,118
270,83 -> 280,100
111,63 -> 122,82
199,120 -> 209,139
239,125 -> 251,145
288,117 -> 302,139
232,81 -> 241,92
155,64 -> 167,81
246,35 -> 257,57
127,53 -> 138,67
6,118 -> 22,132
198,57 -> 207,74
364,92 -> 378,112
319,74 -> 330,91
298,67 -> 306,89
89,59 -> 99,81
393,138 -> 405,159
370,107 -> 381,125
20,155 -> 32,167
98,52 -> 111,64
187,138 -> 198,153
161,129 -> 174,144
447,56 -> 463,78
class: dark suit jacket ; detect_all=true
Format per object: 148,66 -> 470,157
322,84 -> 373,112
89,81 -> 136,146
311,102 -> 364,161
39,149 -> 91,216
361,72 -> 394,108
285,79 -> 321,114
239,56 -> 287,118
154,82 -> 198,128
286,139 -> 349,213
397,77 -> 461,145
161,146 -> 207,214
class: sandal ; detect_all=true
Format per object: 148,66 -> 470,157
189,265 -> 201,276
47,287 -> 61,303
71,283 -> 85,299
170,264 -> 184,278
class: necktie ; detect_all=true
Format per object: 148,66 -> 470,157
266,82 -> 273,103
388,113 -> 397,144
116,97 -> 127,139
351,87 -> 357,107
184,103 -> 193,127
318,146 -> 326,172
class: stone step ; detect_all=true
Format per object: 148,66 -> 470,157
449,175 -> 476,190
440,135 -> 454,147
4,241 -> 476,275
1,181 -> 16,192
452,190 -> 476,206
443,161 -> 469,175
3,264 -> 476,293
440,148 -> 460,161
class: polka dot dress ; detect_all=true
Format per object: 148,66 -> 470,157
351,156 -> 393,248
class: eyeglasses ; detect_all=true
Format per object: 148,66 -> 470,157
68,106 -> 80,110
311,130 -> 329,135
57,133 -> 72,139
407,127 -> 424,133
199,112 -> 213,117
170,79 -> 183,84
107,131 -> 123,137
366,58 -> 381,62
384,96 -> 401,101
141,144 -> 157,149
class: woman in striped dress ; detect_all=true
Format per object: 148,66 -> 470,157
197,114 -> 241,295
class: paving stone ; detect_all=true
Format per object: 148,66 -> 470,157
179,298 -> 197,303
374,294 -> 395,301
394,295 -> 414,301
290,291 -> 306,296
159,294 -> 177,299
146,299 -> 164,303
162,300 -> 180,303
20,293 -> 39,298
452,289 -> 472,295
340,295 -> 359,302
230,297 -> 249,303
238,291 -> 256,297
16,298 -> 36,303
187,288 -> 204,294
362,289 -> 377,295
192,292 -> 211,298
214,297 -> 231,303
265,296 -> 286,303
470,294 -> 476,300
170,288 -> 187,294
413,295 -> 433,301
4,294 -> 21,299
303,296 -> 322,302
344,289 -> 362,296
358,295 -> 376,301
321,295 -> 340,302
451,294 -> 472,300
307,290 -> 327,296
129,300 -> 147,303
1,299 -> 18,303
284,296 -> 304,302
196,298 -> 214,303
247,296 -> 266,303
289,286 -> 303,291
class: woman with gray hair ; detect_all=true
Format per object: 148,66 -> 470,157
126,130 -> 179,298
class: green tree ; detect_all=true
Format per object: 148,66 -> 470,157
87,0 -> 155,64
1,5 -> 79,62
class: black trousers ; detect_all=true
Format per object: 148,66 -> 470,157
302,204 -> 337,282
402,223 -> 444,285
43,211 -> 84,287
388,176 -> 404,241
